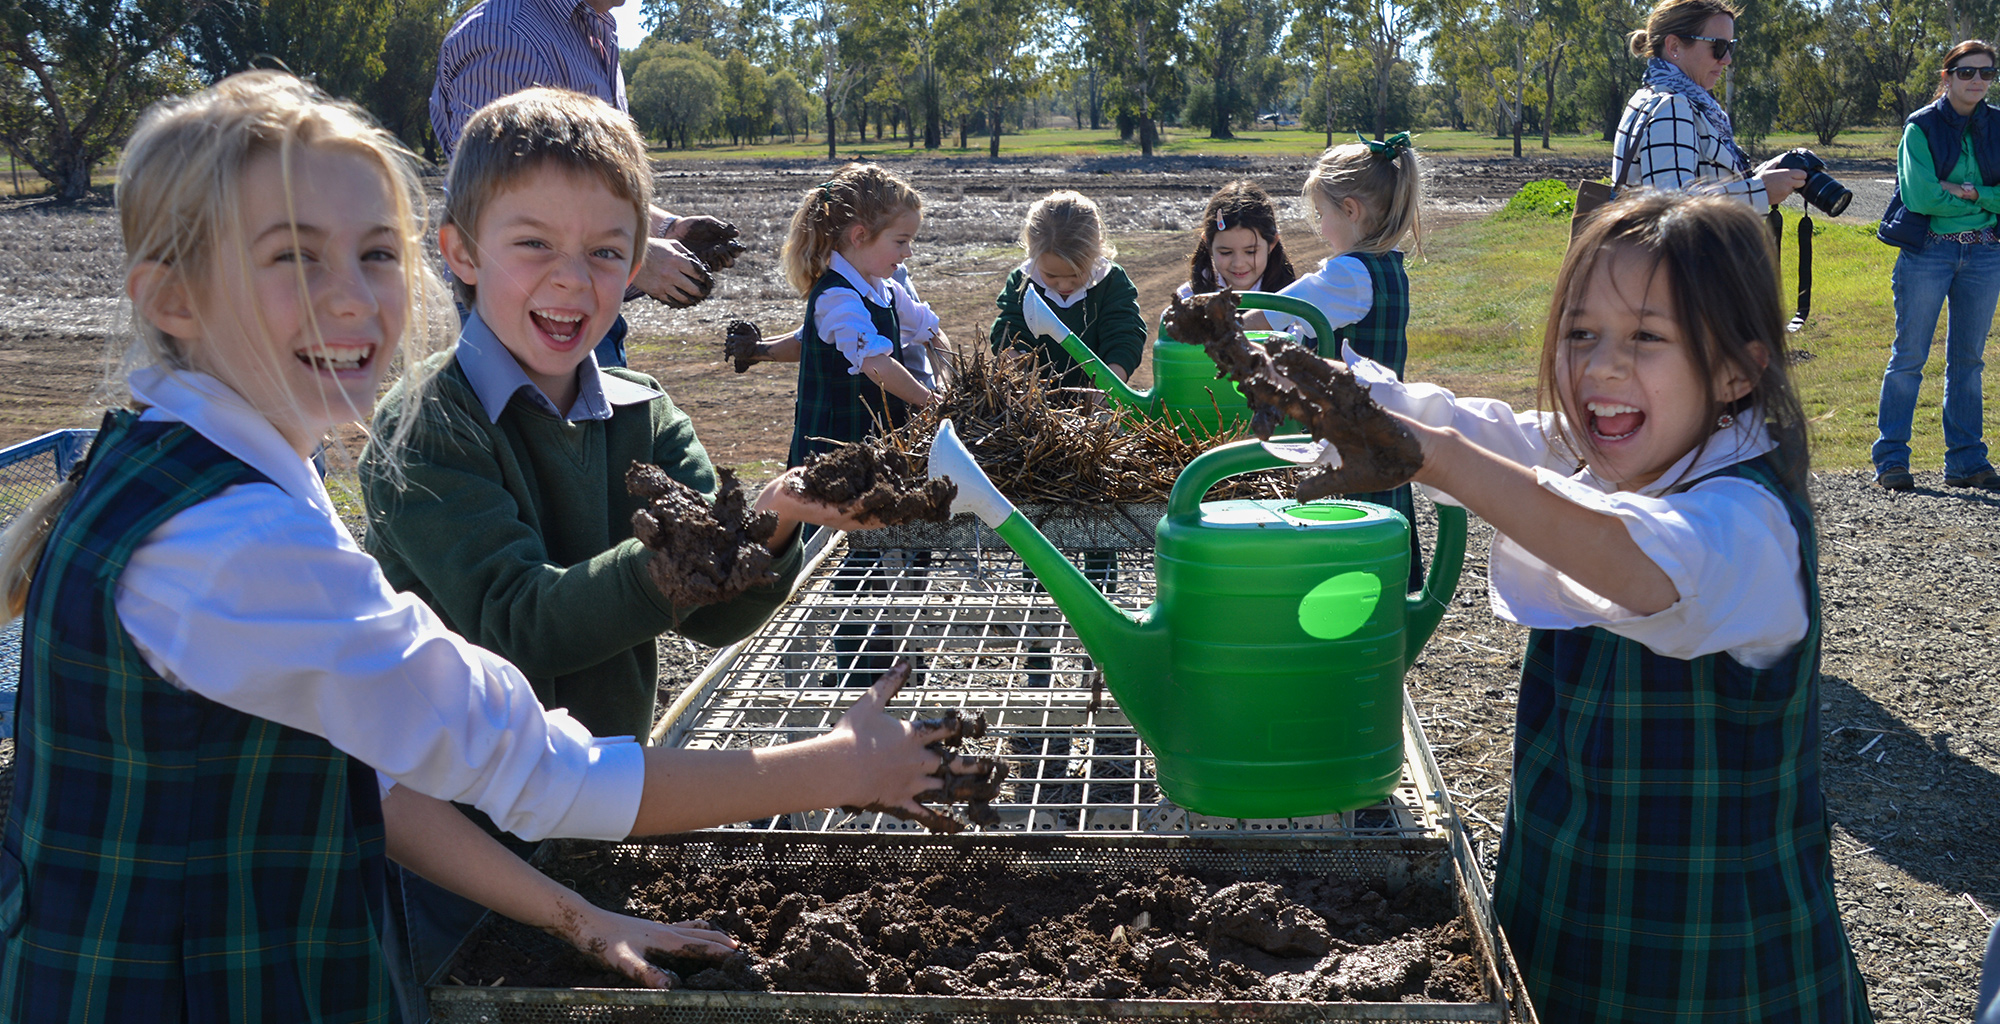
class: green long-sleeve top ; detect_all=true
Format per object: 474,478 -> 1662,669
1900,120 -> 2000,232
988,262 -> 1148,390
360,354 -> 803,741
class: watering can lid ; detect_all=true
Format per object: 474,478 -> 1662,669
1196,498 -> 1394,529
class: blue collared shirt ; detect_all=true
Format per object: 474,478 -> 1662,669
430,0 -> 627,161
455,311 -> 661,424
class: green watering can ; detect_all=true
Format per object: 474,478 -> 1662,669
1021,286 -> 1336,440
929,420 -> 1467,819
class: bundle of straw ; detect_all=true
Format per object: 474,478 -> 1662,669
849,351 -> 1297,507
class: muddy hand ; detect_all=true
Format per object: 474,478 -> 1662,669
840,664 -> 1010,832
1170,289 -> 1423,501
724,320 -> 763,373
672,215 -> 747,270
644,237 -> 714,308
550,896 -> 736,990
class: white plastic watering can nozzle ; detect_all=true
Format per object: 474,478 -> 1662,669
1021,285 -> 1068,345
929,419 -> 1016,528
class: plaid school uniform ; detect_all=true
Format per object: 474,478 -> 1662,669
1494,454 -> 1872,1024
790,269 -> 908,467
1330,251 -> 1419,588
0,410 -> 391,1024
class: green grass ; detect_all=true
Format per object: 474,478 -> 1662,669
1404,209 -> 1957,475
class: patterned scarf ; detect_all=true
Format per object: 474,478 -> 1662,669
1645,56 -> 1750,173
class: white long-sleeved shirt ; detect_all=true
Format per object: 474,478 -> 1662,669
113,365 -> 644,841
812,255 -> 940,378
1263,255 -> 1373,341
1344,349 -> 1808,669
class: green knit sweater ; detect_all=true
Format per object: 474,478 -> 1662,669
988,263 -> 1148,390
360,355 -> 803,740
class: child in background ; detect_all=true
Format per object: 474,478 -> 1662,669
1176,179 -> 1298,302
989,190 -> 1148,391
1310,191 -> 1870,1022
1246,135 -> 1425,588
0,72 -> 951,1022
722,264 -> 955,391
782,163 -> 940,468
361,90 -> 908,1012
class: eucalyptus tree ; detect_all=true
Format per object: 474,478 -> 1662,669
1187,0 -> 1286,138
642,0 -> 727,51
1334,0 -> 1424,138
785,0 -> 863,157
0,0 -> 212,201
1080,0 -> 1184,155
1851,0 -> 1948,118
183,0 -> 393,99
938,0 -> 1037,157
1286,0 -> 1345,144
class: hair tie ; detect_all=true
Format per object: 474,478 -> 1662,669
1357,131 -> 1412,161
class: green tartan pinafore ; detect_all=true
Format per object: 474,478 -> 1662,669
0,411 -> 391,1023
1331,251 -> 1419,589
789,269 -> 907,467
1493,454 -> 1870,1024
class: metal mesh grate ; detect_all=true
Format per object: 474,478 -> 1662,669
656,540 -> 1439,839
0,429 -> 93,742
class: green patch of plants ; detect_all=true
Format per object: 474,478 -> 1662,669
1496,179 -> 1577,220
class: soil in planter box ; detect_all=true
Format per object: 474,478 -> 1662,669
445,844 -> 1485,1003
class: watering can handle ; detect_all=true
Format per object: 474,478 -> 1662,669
1404,504 -> 1467,662
1232,292 -> 1339,351
1165,436 -> 1306,519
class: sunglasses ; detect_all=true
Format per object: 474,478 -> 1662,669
1682,34 -> 1736,60
1948,65 -> 1999,80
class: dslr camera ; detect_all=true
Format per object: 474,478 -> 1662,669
1772,149 -> 1852,216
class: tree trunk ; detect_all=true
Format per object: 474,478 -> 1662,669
1139,97 -> 1155,158
924,71 -> 941,149
53,148 -> 92,203
825,89 -> 837,160
989,102 -> 1001,158
1541,47 -> 1564,149
1089,67 -> 1101,129
958,118 -> 968,148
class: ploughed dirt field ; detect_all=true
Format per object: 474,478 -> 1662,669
3,153 -> 1993,1020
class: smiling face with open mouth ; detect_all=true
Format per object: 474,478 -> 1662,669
1555,246 -> 1754,491
178,144 -> 408,457
442,164 -> 641,414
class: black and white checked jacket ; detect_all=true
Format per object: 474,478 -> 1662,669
1611,88 -> 1768,208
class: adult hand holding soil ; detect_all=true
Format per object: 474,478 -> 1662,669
636,236 -> 712,308
667,215 -> 746,269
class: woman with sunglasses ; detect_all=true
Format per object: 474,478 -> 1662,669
1611,0 -> 1805,207
1871,39 -> 2000,493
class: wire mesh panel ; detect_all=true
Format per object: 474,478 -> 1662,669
0,429 -> 93,741
657,541 -> 1439,839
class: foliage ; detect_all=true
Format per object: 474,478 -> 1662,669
629,40 -> 725,147
769,67 -> 812,139
183,0 -> 391,101
1495,177 -> 1576,218
1185,0 -> 1284,138
0,0 -> 211,201
722,51 -> 769,144
938,0 -> 1038,157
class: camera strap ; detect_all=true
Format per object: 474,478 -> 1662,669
1768,207 -> 1813,332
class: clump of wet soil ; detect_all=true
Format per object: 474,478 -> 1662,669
1169,288 -> 1423,501
723,319 -> 762,373
658,219 -> 750,309
627,461 -> 779,605
838,679 -> 1009,833
446,843 -> 1485,1003
794,443 -> 958,526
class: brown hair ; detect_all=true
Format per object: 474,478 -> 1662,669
1540,189 -> 1807,493
443,88 -> 653,306
1189,180 -> 1296,292
1628,0 -> 1740,57
781,163 -> 924,296
1935,39 -> 2000,100
1303,140 -> 1423,255
1019,189 -> 1115,276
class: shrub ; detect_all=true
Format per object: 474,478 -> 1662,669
1498,179 -> 1577,220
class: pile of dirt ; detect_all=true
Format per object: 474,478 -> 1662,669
793,443 -> 958,527
445,842 -> 1485,1003
627,462 -> 779,606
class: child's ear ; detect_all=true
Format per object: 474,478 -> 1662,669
1718,342 -> 1769,403
128,260 -> 199,340
438,222 -> 479,287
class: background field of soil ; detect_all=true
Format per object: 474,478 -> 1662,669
3,153 -> 1989,1021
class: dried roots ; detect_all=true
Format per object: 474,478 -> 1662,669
1168,289 -> 1424,501
842,660 -> 1010,833
627,462 -> 781,606
793,444 -> 958,527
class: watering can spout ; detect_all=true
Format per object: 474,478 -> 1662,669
928,419 -> 1167,692
1021,286 -> 1159,415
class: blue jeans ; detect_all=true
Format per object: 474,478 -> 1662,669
1874,239 -> 2000,478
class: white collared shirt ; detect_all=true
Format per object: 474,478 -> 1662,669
1021,256 -> 1113,309
812,256 -> 939,376
1344,349 -> 1808,669
1264,256 -> 1373,340
111,365 -> 644,841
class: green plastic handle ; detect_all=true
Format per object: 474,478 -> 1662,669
1165,436 -> 1306,519
1403,504 -> 1467,661
1232,292 -> 1338,351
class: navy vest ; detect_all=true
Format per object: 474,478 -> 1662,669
790,270 -> 907,467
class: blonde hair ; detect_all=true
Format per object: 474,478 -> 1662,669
443,88 -> 654,306
1627,0 -> 1740,57
0,70 -> 444,618
1020,190 -> 1115,275
780,163 -> 923,296
1303,140 -> 1423,255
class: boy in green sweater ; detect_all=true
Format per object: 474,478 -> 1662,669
360,87 -> 872,1016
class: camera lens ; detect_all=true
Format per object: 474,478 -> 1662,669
1802,170 -> 1852,216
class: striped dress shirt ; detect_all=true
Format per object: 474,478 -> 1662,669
430,0 -> 628,161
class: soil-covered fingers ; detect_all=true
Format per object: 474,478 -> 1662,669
763,468 -> 891,532
723,319 -> 763,372
672,216 -> 746,269
640,238 -> 713,308
553,903 -> 738,989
